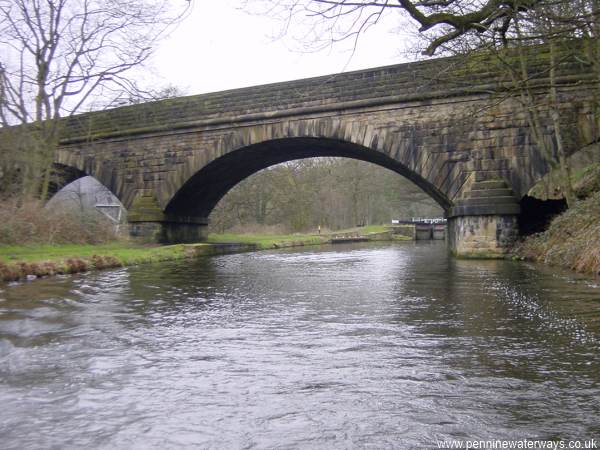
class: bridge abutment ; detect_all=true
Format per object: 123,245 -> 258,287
447,180 -> 520,258
448,215 -> 519,258
127,194 -> 209,243
128,220 -> 209,244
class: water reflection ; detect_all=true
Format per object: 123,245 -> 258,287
0,241 -> 599,449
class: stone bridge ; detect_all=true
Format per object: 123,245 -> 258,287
54,48 -> 598,257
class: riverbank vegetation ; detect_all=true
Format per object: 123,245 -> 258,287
0,198 -> 119,246
207,225 -> 392,247
514,165 -> 600,275
208,233 -> 325,248
0,225 -> 400,283
0,242 -> 208,282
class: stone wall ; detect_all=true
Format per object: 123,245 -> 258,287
56,85 -> 594,223
448,215 -> 519,258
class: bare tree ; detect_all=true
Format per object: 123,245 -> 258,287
471,1 -> 599,206
247,0 -> 565,55
249,0 -> 598,208
0,0 -> 192,199
248,0 -> 599,60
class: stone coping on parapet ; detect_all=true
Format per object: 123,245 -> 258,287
59,74 -> 593,145
57,40 -> 592,144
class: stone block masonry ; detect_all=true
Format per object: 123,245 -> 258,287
51,46 -> 598,258
448,215 -> 519,258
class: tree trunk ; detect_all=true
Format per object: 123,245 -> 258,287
549,40 -> 575,207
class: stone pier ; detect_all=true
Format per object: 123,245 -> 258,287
447,180 -> 520,258
129,220 -> 208,244
127,194 -> 208,244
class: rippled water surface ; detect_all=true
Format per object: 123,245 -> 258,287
1,241 -> 600,449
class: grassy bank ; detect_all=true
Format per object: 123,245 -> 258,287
514,191 -> 600,275
0,242 -> 216,282
0,231 -> 328,283
206,226 -> 393,247
514,164 -> 600,275
0,242 -> 218,265
0,225 -> 403,283
207,232 -> 327,249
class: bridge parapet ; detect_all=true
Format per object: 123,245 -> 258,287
58,41 -> 590,144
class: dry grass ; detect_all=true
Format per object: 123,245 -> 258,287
0,199 -> 118,245
0,262 -> 22,282
515,191 -> 600,275
90,254 -> 122,270
574,163 -> 600,200
0,254 -> 124,282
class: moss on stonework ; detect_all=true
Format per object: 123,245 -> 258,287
128,195 -> 165,222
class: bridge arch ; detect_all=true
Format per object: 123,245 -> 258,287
156,116 -> 456,220
48,163 -> 87,199
54,148 -> 133,207
164,136 -> 452,221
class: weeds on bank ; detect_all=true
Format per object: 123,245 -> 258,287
0,254 -> 123,282
515,191 -> 600,275
0,198 -> 118,245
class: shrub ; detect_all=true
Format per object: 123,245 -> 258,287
0,198 -> 119,245
65,258 -> 89,274
0,262 -> 22,282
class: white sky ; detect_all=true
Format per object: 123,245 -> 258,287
153,1 -> 416,96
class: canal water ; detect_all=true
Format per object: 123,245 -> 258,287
1,242 -> 599,449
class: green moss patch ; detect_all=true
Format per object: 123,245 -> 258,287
0,242 -> 213,283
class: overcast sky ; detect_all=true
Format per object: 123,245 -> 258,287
152,1 -> 415,96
